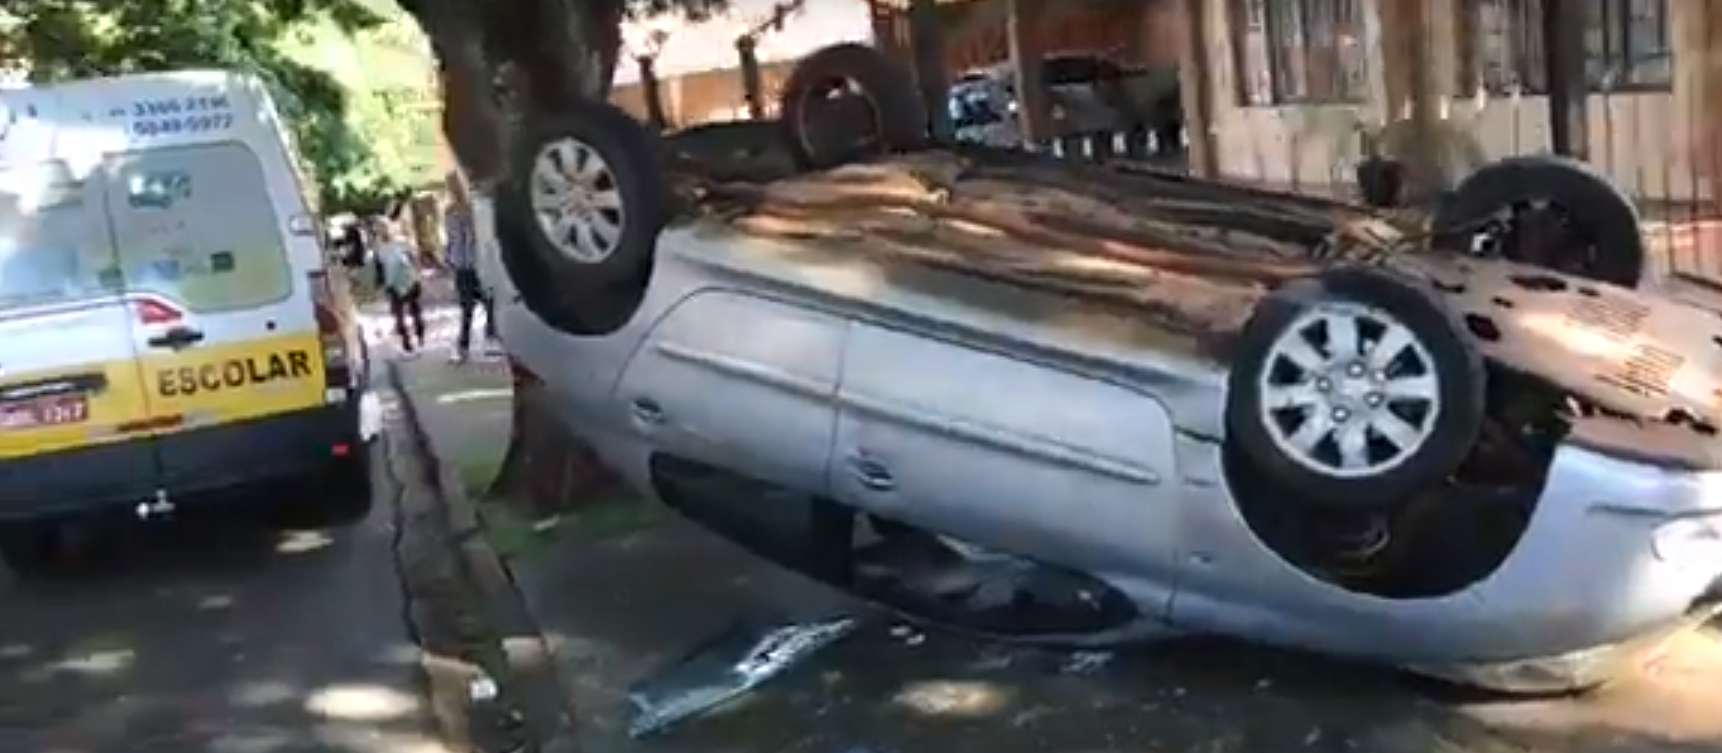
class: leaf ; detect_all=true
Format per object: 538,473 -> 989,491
10,0 -> 434,212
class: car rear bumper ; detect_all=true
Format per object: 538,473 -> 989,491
0,403 -> 363,521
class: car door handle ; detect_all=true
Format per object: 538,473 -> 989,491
147,326 -> 205,349
848,454 -> 895,492
630,397 -> 665,425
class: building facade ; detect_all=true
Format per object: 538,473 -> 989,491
1205,0 -> 1699,201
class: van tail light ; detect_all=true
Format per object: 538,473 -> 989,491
307,271 -> 351,388
133,298 -> 183,325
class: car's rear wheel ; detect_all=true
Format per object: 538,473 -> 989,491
496,97 -> 669,336
779,42 -> 928,170
1227,268 -> 1486,510
1432,155 -> 1644,287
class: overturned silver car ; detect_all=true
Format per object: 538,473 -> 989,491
478,43 -> 1722,695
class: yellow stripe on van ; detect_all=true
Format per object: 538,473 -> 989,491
137,331 -> 328,434
0,333 -> 328,461
0,358 -> 155,460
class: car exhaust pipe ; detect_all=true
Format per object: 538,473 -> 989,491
135,490 -> 175,521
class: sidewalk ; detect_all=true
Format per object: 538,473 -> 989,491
385,314 -> 1722,753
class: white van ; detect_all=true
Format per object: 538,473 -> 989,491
0,70 -> 370,568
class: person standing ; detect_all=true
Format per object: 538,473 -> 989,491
374,220 -> 426,356
443,172 -> 498,363
339,218 -> 368,268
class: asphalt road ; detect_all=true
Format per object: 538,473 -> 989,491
0,468 -> 448,753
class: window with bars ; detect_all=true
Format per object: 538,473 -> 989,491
1459,0 -> 1672,94
1229,0 -> 1370,105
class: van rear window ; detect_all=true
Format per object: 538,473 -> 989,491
106,142 -> 292,312
0,161 -> 117,310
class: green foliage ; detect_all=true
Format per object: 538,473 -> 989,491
282,2 -> 442,210
5,0 -> 438,213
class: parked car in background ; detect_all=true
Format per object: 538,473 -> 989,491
949,52 -> 1182,152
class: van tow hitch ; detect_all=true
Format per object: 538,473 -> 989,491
135,489 -> 175,520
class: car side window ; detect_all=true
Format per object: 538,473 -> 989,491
0,160 -> 116,311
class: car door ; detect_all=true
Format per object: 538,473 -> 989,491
102,142 -> 325,486
0,157 -> 161,494
830,323 -> 1183,593
614,290 -> 848,496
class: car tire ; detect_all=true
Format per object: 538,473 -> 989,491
779,42 -> 928,170
1226,267 -> 1486,511
495,97 -> 670,336
1432,155 -> 1644,287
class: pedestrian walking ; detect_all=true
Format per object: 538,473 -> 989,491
443,171 -> 499,363
375,220 -> 426,355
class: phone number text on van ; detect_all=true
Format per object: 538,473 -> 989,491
121,95 -> 235,137
131,113 -> 234,137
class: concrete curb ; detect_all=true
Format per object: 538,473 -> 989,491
386,358 -> 583,753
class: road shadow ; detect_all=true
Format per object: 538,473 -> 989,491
506,510 -> 1722,753
0,495 -> 443,752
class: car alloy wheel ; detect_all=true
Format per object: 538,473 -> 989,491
1226,267 -> 1485,510
530,136 -> 627,264
1257,300 -> 1441,479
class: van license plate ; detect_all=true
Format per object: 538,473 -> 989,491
0,395 -> 89,430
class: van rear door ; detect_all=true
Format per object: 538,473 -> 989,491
0,159 -> 159,465
104,141 -> 329,489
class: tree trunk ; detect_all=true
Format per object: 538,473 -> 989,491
405,0 -> 634,513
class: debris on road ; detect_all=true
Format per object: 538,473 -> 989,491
1058,650 -> 1115,675
627,614 -> 859,738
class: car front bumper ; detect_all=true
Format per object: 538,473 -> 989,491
1173,420 -> 1722,668
1456,434 -> 1722,659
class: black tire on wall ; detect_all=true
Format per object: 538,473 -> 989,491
1432,155 -> 1645,287
495,96 -> 670,337
1226,268 -> 1486,511
779,42 -> 928,170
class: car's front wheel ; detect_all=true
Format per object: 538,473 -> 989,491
1227,268 -> 1486,510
